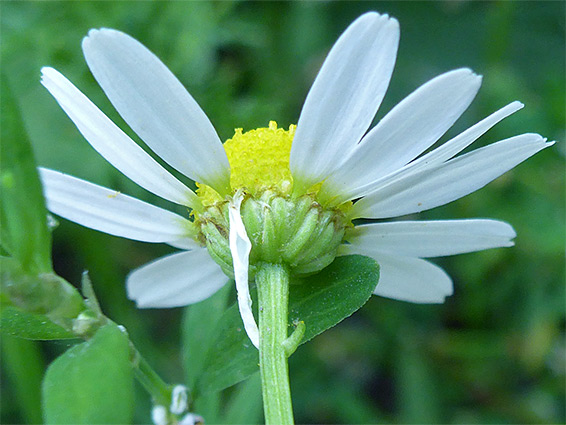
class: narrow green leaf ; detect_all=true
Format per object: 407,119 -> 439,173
0,75 -> 51,273
397,335 -> 441,424
197,255 -> 379,393
1,335 -> 44,424
42,323 -> 134,424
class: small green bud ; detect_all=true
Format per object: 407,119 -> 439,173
71,311 -> 101,337
1,257 -> 86,331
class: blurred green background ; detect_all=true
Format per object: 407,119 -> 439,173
1,1 -> 564,424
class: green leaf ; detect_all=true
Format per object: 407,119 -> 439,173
42,323 -> 134,424
0,305 -> 75,340
221,373 -> 263,425
0,256 -> 86,338
197,255 -> 379,393
289,255 -> 380,343
182,283 -> 231,389
0,75 -> 51,274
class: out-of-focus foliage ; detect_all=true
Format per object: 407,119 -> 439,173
1,1 -> 564,424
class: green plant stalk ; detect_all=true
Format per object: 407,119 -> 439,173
130,342 -> 172,407
256,263 -> 294,425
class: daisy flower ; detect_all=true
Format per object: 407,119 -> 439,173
39,12 -> 552,349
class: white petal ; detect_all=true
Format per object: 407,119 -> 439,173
39,168 -> 197,244
352,134 -> 552,219
321,69 -> 482,201
41,67 -> 198,208
228,192 -> 259,349
324,102 -> 525,206
405,101 -> 524,172
127,249 -> 227,308
290,12 -> 399,189
340,247 -> 452,303
347,219 -> 516,258
82,29 -> 230,193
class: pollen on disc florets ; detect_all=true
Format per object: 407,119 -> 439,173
194,122 -> 351,278
226,121 -> 295,196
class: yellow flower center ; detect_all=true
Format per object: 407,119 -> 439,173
226,121 -> 295,195
197,121 -> 295,205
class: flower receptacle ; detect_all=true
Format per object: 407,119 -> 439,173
195,190 -> 348,279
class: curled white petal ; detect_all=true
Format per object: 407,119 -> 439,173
39,168 -> 197,243
346,219 -> 516,258
40,67 -> 198,207
170,385 -> 188,415
127,249 -> 227,308
228,191 -> 259,349
82,28 -> 230,193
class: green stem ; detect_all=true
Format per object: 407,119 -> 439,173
256,263 -> 294,425
130,343 -> 172,406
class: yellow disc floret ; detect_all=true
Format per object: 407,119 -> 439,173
225,121 -> 295,196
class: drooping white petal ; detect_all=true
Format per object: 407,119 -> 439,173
126,249 -> 227,308
352,134 -> 553,219
228,192 -> 259,349
321,69 -> 482,201
41,67 -> 198,208
82,28 -> 230,193
290,12 -> 399,189
346,219 -> 516,258
340,246 -> 453,303
39,168 -> 197,243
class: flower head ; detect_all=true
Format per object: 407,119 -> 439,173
39,12 -> 552,347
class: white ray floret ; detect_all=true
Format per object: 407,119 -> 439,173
126,249 -> 227,308
405,101 -> 525,171
82,28 -> 231,194
340,247 -> 453,303
320,101 -> 526,205
39,168 -> 197,245
40,67 -> 197,208
290,12 -> 399,189
321,69 -> 482,200
346,219 -> 516,258
351,134 -> 552,219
